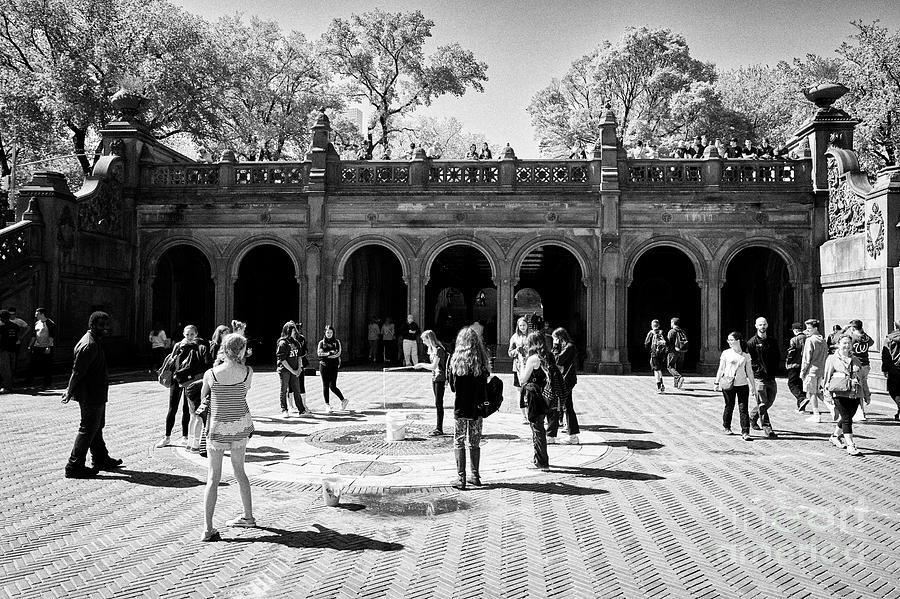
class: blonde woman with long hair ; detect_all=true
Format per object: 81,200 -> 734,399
415,329 -> 448,436
508,316 -> 529,423
447,327 -> 490,490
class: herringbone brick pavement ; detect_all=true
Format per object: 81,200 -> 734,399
1,370 -> 899,598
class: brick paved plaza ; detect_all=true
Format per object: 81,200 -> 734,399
2,370 -> 900,599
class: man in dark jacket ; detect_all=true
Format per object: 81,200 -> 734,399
881,320 -> 900,420
747,317 -> 780,438
666,317 -> 688,390
785,322 -> 807,411
63,311 -> 122,478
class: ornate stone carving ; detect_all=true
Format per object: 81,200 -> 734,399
491,235 -> 518,257
827,158 -> 865,239
108,139 -> 125,157
259,211 -> 271,224
57,206 -> 76,252
754,211 -> 768,224
366,212 -> 378,223
661,212 -> 672,223
399,234 -> 424,255
545,211 -> 559,223
866,203 -> 885,260
79,179 -> 123,237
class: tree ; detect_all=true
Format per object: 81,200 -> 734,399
838,20 -> 900,167
389,114 -> 493,159
0,0 -> 223,174
320,9 -> 488,151
203,15 -> 342,161
528,27 -> 714,156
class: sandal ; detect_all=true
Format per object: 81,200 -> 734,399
200,529 -> 221,542
225,516 -> 257,528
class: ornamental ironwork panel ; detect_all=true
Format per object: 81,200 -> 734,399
0,232 -> 26,263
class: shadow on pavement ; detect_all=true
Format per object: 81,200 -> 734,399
244,446 -> 290,463
553,465 -> 665,482
860,448 -> 900,457
580,424 -> 654,435
222,524 -> 403,551
97,468 -> 204,487
602,439 -> 665,451
484,481 -> 607,496
252,429 -> 308,438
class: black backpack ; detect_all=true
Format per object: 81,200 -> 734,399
541,361 -> 567,412
479,375 -> 504,418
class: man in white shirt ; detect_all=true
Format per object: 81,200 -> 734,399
27,307 -> 56,389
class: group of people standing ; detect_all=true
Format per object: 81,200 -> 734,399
366,315 -> 421,366
0,307 -> 57,393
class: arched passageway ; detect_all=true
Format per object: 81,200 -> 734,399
628,246 -> 701,371
337,245 -> 407,363
515,245 -> 586,351
152,245 -> 214,343
426,245 -> 497,347
721,247 -> 794,357
234,245 -> 299,364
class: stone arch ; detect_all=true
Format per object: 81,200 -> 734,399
716,237 -> 801,286
511,237 -> 593,285
143,235 -> 217,280
149,241 -> 216,344
422,237 -> 499,284
624,236 -> 709,286
228,235 -> 302,280
334,235 -> 411,283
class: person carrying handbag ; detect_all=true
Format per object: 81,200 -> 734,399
823,335 -> 864,456
714,331 -> 758,440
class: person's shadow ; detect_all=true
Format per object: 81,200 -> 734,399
221,524 -> 403,551
95,469 -> 204,488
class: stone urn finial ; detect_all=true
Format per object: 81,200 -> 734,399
500,143 -> 516,160
314,108 -> 331,129
110,88 -> 147,122
803,83 -> 849,111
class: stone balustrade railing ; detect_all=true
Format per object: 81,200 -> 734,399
0,220 -> 40,269
143,156 -> 811,192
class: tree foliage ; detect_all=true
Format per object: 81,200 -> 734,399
320,9 -> 488,151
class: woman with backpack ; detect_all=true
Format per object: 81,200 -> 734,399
549,327 -> 580,445
447,326 -> 490,489
414,329 -> 448,436
644,319 -> 668,393
275,321 -> 305,417
518,330 -> 561,470
156,325 -> 210,450
823,335 -> 864,456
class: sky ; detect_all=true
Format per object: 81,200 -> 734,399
173,0 -> 900,157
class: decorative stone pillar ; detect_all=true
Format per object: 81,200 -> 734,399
305,241 -> 322,350
213,258 -> 229,327
700,276 -> 721,373
408,260 -> 422,324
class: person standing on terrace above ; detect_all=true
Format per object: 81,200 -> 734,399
465,143 -> 480,160
646,142 -> 659,159
690,136 -> 705,158
428,144 -> 443,159
742,139 -> 759,159
568,142 -> 586,159
759,139 -> 776,159
479,142 -> 492,160
629,140 -> 646,159
405,143 -> 417,160
726,138 -> 743,158
673,141 -> 689,158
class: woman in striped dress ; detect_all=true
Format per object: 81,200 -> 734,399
196,333 -> 256,541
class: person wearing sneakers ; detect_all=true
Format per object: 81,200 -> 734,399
881,320 -> 900,421
799,319 -> 829,423
447,326 -> 490,490
519,330 -> 553,470
845,319 -> 874,422
644,319 -> 668,394
823,335 -> 864,456
414,329 -> 448,436
317,325 -> 348,413
666,317 -> 688,390
157,325 -> 210,449
275,321 -> 304,418
549,327 -> 580,445
196,333 -> 256,541
714,331 -> 758,441
62,312 -> 123,478
747,317 -> 780,439
785,322 -> 808,411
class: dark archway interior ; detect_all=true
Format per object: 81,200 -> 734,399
426,246 -> 496,346
515,245 -> 587,350
628,247 -> 701,371
338,245 -> 407,362
721,247 -> 794,362
152,245 -> 214,343
234,245 -> 299,365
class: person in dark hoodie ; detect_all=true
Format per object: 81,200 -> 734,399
881,320 -> 900,420
845,319 -> 874,422
747,317 -> 780,438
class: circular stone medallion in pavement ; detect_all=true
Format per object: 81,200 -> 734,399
307,423 -> 520,456
332,461 -> 401,476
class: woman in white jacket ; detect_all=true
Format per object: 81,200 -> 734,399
714,331 -> 758,440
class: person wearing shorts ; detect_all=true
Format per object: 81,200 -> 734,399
197,333 -> 256,542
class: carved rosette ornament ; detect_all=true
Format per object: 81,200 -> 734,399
865,203 -> 885,260
827,157 -> 865,239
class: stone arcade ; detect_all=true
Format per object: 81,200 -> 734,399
3,90 -> 897,381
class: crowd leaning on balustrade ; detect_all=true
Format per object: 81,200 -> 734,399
629,135 -> 801,160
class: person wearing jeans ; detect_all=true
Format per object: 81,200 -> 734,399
715,331 -> 758,441
785,323 -> 807,410
845,319 -> 874,422
447,327 -> 489,490
548,327 -> 580,445
747,317 -> 780,439
666,317 -> 688,389
317,325 -> 348,413
275,321 -> 304,417
823,335 -> 864,456
519,331 -> 554,470
415,330 -> 448,436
